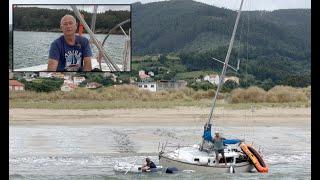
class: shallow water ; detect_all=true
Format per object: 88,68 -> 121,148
9,125 -> 310,179
13,31 -> 127,69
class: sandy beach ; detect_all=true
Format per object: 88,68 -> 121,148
9,107 -> 310,127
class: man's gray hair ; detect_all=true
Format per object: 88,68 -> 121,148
60,14 -> 77,25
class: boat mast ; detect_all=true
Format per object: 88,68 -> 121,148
207,0 -> 244,125
71,5 -> 121,71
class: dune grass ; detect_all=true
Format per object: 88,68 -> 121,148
9,85 -> 310,109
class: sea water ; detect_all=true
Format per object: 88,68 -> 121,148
9,124 -> 310,180
13,31 -> 126,69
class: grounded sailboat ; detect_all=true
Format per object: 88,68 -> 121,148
158,0 -> 268,173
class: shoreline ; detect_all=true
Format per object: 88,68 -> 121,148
9,107 -> 310,127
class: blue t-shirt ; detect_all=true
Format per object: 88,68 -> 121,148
49,35 -> 92,71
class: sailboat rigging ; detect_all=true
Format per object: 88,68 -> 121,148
158,0 -> 268,173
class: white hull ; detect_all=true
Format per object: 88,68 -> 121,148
113,162 -> 163,174
158,144 -> 255,173
14,58 -> 124,71
159,155 -> 254,173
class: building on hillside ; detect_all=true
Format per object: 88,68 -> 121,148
64,79 -> 74,85
61,83 -> 77,92
104,72 -> 118,82
52,72 -> 64,79
86,82 -> 102,89
157,80 -> 187,91
64,74 -> 72,80
39,72 -> 52,78
137,81 -> 157,92
73,76 -> 86,85
136,80 -> 187,92
39,72 -> 64,79
9,80 -> 24,91
139,70 -> 150,80
148,71 -> 154,77
23,72 -> 38,81
203,74 -> 220,85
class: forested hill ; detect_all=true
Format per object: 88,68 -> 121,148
131,0 -> 310,87
13,7 -> 130,34
132,0 -> 310,57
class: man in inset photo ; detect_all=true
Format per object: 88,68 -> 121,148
47,14 -> 92,71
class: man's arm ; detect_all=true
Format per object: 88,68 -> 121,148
48,40 -> 60,71
47,59 -> 58,71
83,57 -> 92,71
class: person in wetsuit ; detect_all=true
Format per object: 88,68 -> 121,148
141,157 -> 156,172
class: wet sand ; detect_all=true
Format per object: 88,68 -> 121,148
9,107 -> 310,127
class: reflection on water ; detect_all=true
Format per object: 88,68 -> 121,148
9,125 -> 310,179
13,31 -> 126,69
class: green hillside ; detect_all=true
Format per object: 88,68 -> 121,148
132,1 -> 310,56
13,7 -> 130,34
131,0 -> 310,87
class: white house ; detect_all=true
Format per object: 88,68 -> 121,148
157,80 -> 187,91
86,82 -> 102,89
61,83 -> 77,92
104,72 -> 118,82
23,72 -> 38,81
64,79 -> 74,85
148,71 -> 154,77
139,70 -> 150,80
73,76 -> 86,85
203,74 -> 220,85
39,72 -> 52,78
9,80 -> 24,91
137,82 -> 157,92
39,72 -> 64,79
64,75 -> 71,80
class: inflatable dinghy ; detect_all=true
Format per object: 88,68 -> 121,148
113,162 -> 163,174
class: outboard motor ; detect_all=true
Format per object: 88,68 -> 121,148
229,165 -> 235,173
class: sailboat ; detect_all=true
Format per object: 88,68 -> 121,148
158,0 -> 268,173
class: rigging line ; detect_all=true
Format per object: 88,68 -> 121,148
71,5 -> 121,71
236,7 -> 245,74
236,2 -> 246,140
247,0 -> 252,143
207,0 -> 244,125
243,0 -> 250,142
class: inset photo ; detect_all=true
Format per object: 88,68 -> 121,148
12,4 -> 131,72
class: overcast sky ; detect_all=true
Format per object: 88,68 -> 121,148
9,0 -> 310,24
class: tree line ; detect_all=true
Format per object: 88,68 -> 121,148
13,7 -> 130,34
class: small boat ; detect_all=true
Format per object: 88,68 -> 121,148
113,162 -> 163,174
239,143 -> 269,173
159,143 -> 255,173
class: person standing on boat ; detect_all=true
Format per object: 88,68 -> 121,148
141,157 -> 156,172
47,14 -> 92,71
212,131 -> 227,166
